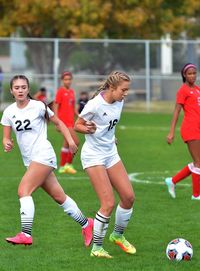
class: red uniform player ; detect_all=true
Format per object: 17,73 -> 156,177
34,87 -> 47,103
54,71 -> 79,174
165,63 -> 200,200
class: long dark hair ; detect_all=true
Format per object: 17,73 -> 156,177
10,75 -> 49,121
181,63 -> 197,83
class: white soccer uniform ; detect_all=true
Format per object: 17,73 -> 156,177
79,93 -> 124,169
1,100 -> 57,168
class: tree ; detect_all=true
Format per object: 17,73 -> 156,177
0,0 -> 200,75
1,0 -> 200,39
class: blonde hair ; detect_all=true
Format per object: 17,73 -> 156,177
92,71 -> 131,98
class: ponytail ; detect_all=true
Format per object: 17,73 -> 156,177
91,71 -> 130,99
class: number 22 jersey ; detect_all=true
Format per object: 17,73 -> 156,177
79,92 -> 124,157
1,100 -> 57,168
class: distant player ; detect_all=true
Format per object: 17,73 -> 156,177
1,75 -> 93,246
54,71 -> 79,174
75,71 -> 136,258
165,63 -> 200,200
33,87 -> 47,103
77,91 -> 89,114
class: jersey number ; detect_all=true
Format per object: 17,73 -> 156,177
15,119 -> 32,131
108,119 -> 118,131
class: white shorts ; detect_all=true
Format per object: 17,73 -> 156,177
23,146 -> 57,169
81,153 -> 121,170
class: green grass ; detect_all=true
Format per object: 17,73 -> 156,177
0,112 -> 199,271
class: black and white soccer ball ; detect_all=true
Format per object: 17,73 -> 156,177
166,238 -> 193,261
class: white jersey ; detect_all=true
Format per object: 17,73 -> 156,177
1,100 -> 57,168
79,92 -> 124,157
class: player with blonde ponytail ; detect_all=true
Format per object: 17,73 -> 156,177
75,71 -> 136,258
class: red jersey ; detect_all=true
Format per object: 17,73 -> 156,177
37,94 -> 47,103
176,83 -> 200,123
176,83 -> 200,142
55,87 -> 75,127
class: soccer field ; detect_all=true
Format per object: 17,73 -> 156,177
0,112 -> 199,271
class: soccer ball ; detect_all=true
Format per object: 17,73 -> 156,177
166,238 -> 193,261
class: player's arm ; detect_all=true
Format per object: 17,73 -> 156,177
75,117 -> 96,134
76,104 -> 80,115
50,115 -> 78,154
166,103 -> 182,144
52,102 -> 59,116
2,126 -> 14,152
75,106 -> 79,117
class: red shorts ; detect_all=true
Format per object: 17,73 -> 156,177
62,120 -> 74,128
58,115 -> 74,128
181,121 -> 200,142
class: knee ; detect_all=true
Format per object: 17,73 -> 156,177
101,199 -> 115,216
194,162 -> 200,168
121,192 -> 135,209
54,193 -> 66,204
18,187 -> 30,198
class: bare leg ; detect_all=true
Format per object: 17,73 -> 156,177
85,166 -> 115,216
6,162 -> 54,242
187,140 -> 200,167
18,161 -> 53,197
107,160 -> 135,209
106,161 -> 136,254
86,166 -> 114,252
187,140 -> 200,197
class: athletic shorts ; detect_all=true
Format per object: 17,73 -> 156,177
23,146 -> 57,169
81,152 -> 121,170
181,121 -> 200,142
60,118 -> 74,128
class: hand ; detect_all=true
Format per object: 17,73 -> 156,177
3,139 -> 14,152
68,141 -> 78,155
85,121 -> 96,134
166,133 -> 174,145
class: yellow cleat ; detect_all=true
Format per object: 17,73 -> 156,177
109,233 -> 136,254
58,166 -> 66,174
90,247 -> 113,259
63,163 -> 77,174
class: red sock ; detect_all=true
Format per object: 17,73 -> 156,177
60,149 -> 69,166
191,173 -> 200,197
172,165 -> 191,184
65,152 -> 73,164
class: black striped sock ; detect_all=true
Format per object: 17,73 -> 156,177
93,212 -> 110,246
60,196 -> 88,228
20,196 -> 35,236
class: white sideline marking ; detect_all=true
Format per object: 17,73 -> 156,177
119,125 -> 174,131
128,172 -> 191,187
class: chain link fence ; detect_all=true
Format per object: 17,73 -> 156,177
0,37 -> 200,111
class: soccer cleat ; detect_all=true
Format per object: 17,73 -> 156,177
109,233 -> 136,254
6,232 -> 32,245
64,163 -> 77,174
90,247 -> 113,258
58,166 -> 66,174
191,195 -> 200,200
165,177 -> 176,198
82,218 -> 94,247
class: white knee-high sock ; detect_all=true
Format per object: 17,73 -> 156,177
93,212 -> 110,248
113,205 -> 133,236
20,196 -> 35,236
60,196 -> 88,227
